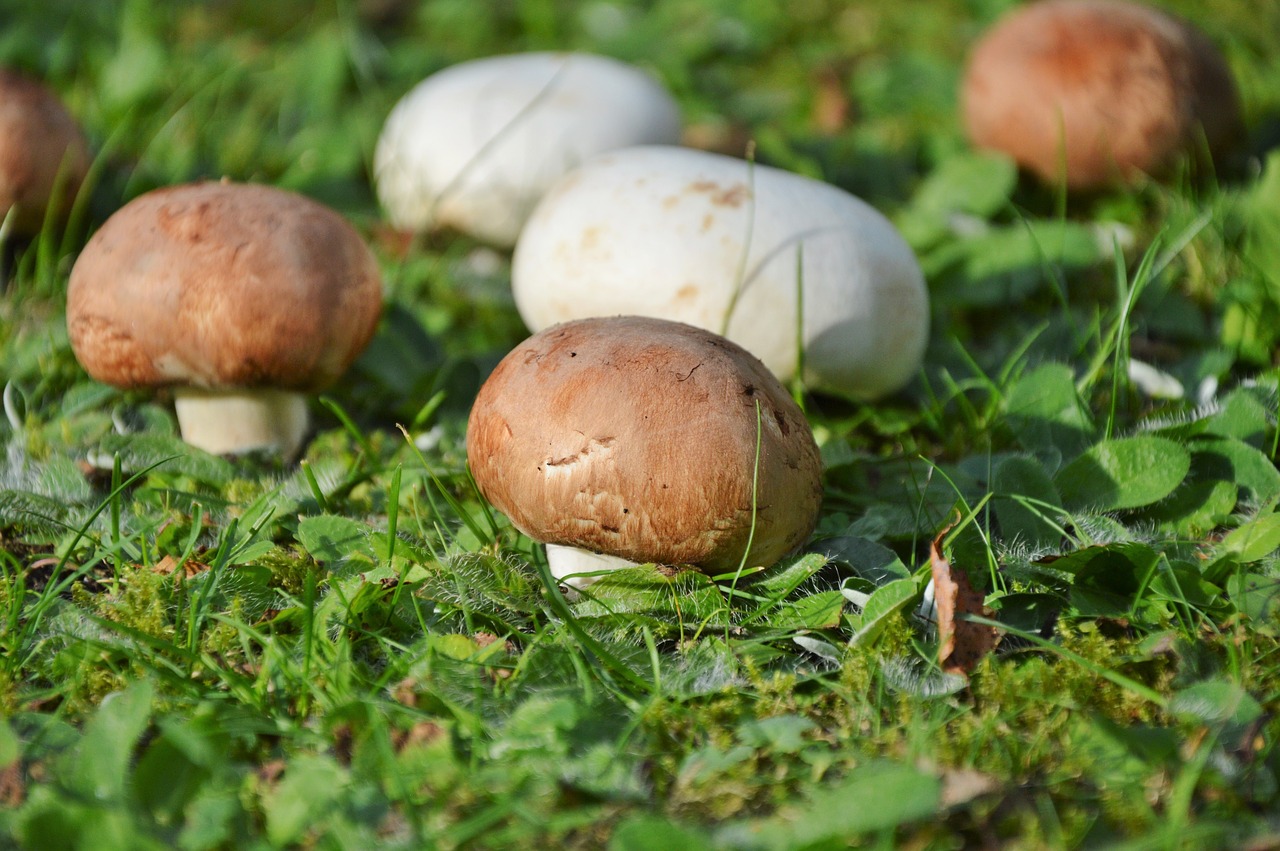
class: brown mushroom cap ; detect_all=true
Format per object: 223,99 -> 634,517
467,316 -> 824,572
961,0 -> 1241,189
66,181 -> 383,393
0,69 -> 90,235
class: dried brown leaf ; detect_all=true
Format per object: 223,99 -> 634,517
931,524 -> 1001,675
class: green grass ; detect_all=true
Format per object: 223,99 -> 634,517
3,0 -> 1280,847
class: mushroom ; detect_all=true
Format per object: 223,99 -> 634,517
0,69 -> 90,236
511,145 -> 928,400
467,315 -> 823,587
961,0 -> 1241,189
373,51 -> 682,248
66,181 -> 384,457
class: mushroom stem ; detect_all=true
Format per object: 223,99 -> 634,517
545,543 -> 636,589
173,387 -> 309,457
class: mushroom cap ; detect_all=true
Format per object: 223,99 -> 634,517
961,0 -> 1241,188
467,316 -> 823,572
511,145 -> 928,400
373,51 -> 682,248
0,69 -> 90,235
66,181 -> 383,393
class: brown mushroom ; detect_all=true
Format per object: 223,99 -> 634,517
66,181 -> 383,457
961,0 -> 1241,189
0,69 -> 90,235
467,316 -> 823,586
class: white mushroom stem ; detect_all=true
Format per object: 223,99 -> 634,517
173,387 -> 309,457
545,543 -> 636,589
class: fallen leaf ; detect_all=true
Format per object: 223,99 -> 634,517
939,767 -> 1000,808
0,761 -> 23,808
930,523 -> 1001,675
810,66 -> 851,135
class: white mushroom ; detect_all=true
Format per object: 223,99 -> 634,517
511,145 -> 929,400
373,52 -> 682,248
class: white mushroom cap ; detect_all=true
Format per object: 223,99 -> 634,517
66,181 -> 384,456
511,145 -> 928,400
467,316 -> 823,579
373,51 -> 682,248
961,0 -> 1241,189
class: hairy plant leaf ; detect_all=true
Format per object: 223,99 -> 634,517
774,590 -> 844,630
849,579 -> 917,646
60,681 -> 153,802
297,514 -> 377,568
610,815 -> 713,851
263,753 -> 348,847
1170,680 -> 1263,726
98,432 -> 234,484
811,536 -> 910,584
1221,512 -> 1280,562
1005,362 -> 1093,457
993,455 -> 1063,548
1055,436 -> 1190,511
714,761 -> 941,848
1192,438 -> 1280,508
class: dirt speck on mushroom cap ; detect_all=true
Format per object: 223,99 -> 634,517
66,181 -> 383,392
467,316 -> 823,572
961,0 -> 1240,188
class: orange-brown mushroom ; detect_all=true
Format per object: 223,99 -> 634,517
0,69 -> 90,235
66,181 -> 383,457
467,316 -> 823,586
961,0 -> 1241,189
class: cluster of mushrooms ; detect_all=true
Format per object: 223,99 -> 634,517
4,0 -> 1241,587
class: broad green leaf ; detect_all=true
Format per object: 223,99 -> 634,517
993,455 -> 1063,547
913,151 -> 1017,218
573,566 -> 727,634
932,221 -> 1103,307
1228,572 -> 1280,622
745,552 -> 829,597
736,715 -> 818,753
1055,436 -> 1190,511
773,590 -> 844,630
715,761 -> 941,849
1221,512 -> 1280,562
61,680 -> 153,802
98,433 -> 234,485
1148,477 -> 1237,538
0,718 -> 18,765
263,753 -> 348,847
991,592 -> 1060,632
849,579 -> 918,646
1192,438 -> 1280,507
297,514 -> 377,567
610,816 -> 713,851
1005,363 -> 1093,457
1170,680 -> 1263,726
812,536 -> 910,583
1204,387 -> 1274,445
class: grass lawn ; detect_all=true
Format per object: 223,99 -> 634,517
4,0 -> 1280,847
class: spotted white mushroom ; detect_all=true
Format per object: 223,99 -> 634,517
512,145 -> 928,400
66,181 -> 384,457
466,315 -> 823,587
374,51 -> 682,248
